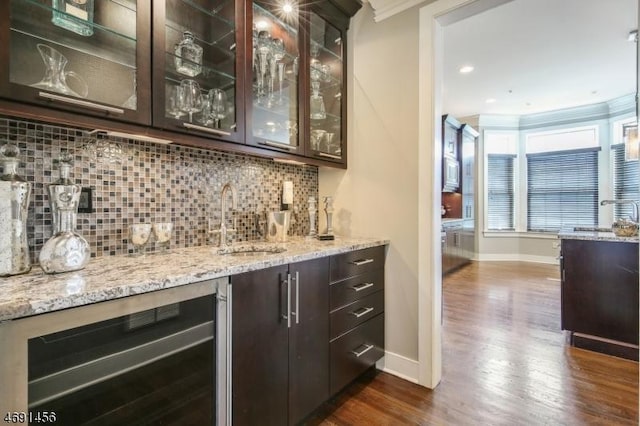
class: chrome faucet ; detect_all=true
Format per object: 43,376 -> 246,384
600,199 -> 640,223
211,182 -> 238,246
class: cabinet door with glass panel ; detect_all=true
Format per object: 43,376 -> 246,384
305,9 -> 345,164
152,0 -> 243,143
246,0 -> 302,154
0,0 -> 151,124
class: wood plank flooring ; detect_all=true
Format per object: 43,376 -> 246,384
309,261 -> 639,425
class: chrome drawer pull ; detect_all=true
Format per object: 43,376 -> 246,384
350,258 -> 374,266
258,140 -> 297,151
351,282 -> 374,292
39,92 -> 125,114
349,306 -> 374,318
183,122 -> 232,136
351,344 -> 374,358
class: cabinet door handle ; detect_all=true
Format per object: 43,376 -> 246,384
287,274 -> 292,328
351,282 -> 374,292
351,344 -> 374,358
39,92 -> 125,114
183,122 -> 232,136
258,140 -> 297,151
294,271 -> 299,325
350,258 -> 374,266
349,306 -> 374,318
318,152 -> 341,160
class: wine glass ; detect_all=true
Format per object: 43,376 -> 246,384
256,31 -> 272,101
129,224 -> 152,256
167,85 -> 186,119
152,222 -> 173,253
198,91 -> 214,126
179,79 -> 203,123
210,89 -> 227,129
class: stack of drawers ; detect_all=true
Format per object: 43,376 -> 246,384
329,246 -> 385,394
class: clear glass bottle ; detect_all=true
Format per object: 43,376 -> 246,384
0,143 -> 31,276
174,31 -> 203,77
51,0 -> 95,37
39,153 -> 90,274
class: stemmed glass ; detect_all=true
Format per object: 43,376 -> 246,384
179,79 -> 203,123
256,31 -> 272,102
198,91 -> 214,126
152,222 -> 173,253
210,89 -> 227,129
167,85 -> 186,119
310,59 -> 326,120
129,224 -> 152,257
272,38 -> 286,105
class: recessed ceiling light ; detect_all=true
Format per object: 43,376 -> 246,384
486,98 -> 496,104
459,65 -> 474,74
591,90 -> 598,95
282,2 -> 293,13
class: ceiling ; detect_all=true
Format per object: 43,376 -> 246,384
442,0 -> 638,118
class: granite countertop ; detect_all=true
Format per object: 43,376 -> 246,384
557,227 -> 639,243
0,236 -> 389,322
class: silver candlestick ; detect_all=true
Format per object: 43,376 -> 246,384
308,196 -> 317,237
324,196 -> 334,235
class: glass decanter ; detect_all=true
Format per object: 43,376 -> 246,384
174,31 -> 203,77
39,152 -> 91,274
0,143 -> 32,276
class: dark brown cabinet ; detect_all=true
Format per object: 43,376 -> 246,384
1,0 -> 152,125
231,257 -> 329,426
329,245 -> 385,394
0,0 -> 362,169
560,238 -> 639,359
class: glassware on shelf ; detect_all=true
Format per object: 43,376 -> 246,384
210,89 -> 228,129
310,94 -> 326,120
51,0 -> 95,37
310,129 -> 326,150
167,85 -> 186,119
179,79 -> 203,123
129,224 -> 152,257
255,30 -> 272,103
122,71 -> 137,110
198,91 -> 214,126
31,44 -> 89,98
174,31 -> 203,77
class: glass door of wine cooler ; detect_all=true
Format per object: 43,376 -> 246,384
153,0 -> 243,144
1,0 -> 151,124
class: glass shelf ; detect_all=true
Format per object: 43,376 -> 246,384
178,0 -> 235,28
166,22 -> 235,52
253,3 -> 298,37
165,52 -> 235,85
11,0 -> 137,68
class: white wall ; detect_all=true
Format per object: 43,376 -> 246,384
319,3 -> 423,381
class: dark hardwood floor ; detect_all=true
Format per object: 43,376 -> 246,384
309,261 -> 639,425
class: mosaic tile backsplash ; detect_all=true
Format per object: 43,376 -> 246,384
0,117 -> 319,261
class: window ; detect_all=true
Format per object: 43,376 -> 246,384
527,148 -> 600,232
612,144 -> 640,220
487,154 -> 515,230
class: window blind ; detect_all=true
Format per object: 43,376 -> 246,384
487,154 -> 515,230
527,147 -> 600,232
612,144 -> 640,220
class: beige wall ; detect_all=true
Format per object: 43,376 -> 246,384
319,4 -> 421,363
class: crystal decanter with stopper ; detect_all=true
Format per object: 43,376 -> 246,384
39,152 -> 90,274
0,143 -> 32,276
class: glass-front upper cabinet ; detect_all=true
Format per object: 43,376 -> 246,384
246,0 -> 301,153
0,0 -> 151,124
307,10 -> 344,163
153,0 -> 243,143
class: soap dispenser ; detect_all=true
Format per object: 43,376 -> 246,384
0,143 -> 32,276
39,152 -> 90,274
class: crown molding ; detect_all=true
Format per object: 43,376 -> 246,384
367,0 -> 430,22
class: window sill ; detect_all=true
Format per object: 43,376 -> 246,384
483,231 -> 559,240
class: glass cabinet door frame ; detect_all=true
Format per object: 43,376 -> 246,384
244,0 -> 307,155
151,0 -> 246,144
0,0 -> 152,126
302,3 -> 347,166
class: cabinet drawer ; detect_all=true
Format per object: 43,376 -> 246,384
330,246 -> 385,282
330,291 -> 384,340
330,314 -> 384,395
330,269 -> 384,310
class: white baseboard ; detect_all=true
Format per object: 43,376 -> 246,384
376,350 -> 419,384
476,253 -> 558,265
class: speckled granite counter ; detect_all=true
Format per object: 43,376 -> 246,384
0,236 -> 388,322
557,227 -> 639,243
